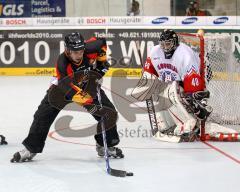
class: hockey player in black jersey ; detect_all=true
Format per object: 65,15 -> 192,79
11,32 -> 123,163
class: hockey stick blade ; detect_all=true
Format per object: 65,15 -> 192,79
109,168 -> 134,177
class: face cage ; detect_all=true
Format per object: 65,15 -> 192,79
159,39 -> 175,53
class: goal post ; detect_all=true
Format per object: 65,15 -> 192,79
178,32 -> 240,141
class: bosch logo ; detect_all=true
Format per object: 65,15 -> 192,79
213,17 -> 229,24
152,17 -> 169,24
86,18 -> 106,24
182,17 -> 198,24
6,19 -> 26,25
0,4 -> 24,16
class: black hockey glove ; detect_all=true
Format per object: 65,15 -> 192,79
82,70 -> 103,99
93,61 -> 110,78
184,90 -> 213,120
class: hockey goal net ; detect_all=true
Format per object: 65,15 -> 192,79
178,32 -> 240,141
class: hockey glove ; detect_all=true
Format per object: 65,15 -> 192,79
72,89 -> 93,106
82,70 -> 103,99
183,90 -> 212,120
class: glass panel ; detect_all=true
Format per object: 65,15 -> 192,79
171,0 -> 237,16
68,0 -> 109,16
237,0 -> 240,15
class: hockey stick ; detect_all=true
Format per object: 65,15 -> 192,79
135,41 -> 158,136
146,98 -> 182,142
145,97 -> 160,135
97,85 -> 133,177
135,41 -> 181,142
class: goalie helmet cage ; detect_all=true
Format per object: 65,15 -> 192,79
178,32 -> 240,141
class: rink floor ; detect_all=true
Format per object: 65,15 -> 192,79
0,76 -> 240,192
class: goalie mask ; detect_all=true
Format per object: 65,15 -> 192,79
159,29 -> 179,59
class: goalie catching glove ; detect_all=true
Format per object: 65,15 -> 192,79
182,90 -> 213,120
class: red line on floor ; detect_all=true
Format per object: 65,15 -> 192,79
201,141 -> 240,164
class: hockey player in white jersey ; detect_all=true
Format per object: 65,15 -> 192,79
132,29 -> 212,142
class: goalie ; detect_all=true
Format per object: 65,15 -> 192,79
132,29 -> 212,142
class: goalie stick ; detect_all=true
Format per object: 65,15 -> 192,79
97,85 -> 133,177
135,41 -> 181,142
135,41 -> 157,136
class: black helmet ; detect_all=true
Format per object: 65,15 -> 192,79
159,29 -> 179,54
64,32 -> 85,51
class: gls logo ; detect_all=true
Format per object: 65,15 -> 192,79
152,17 -> 169,24
213,17 -> 229,24
182,17 -> 198,24
0,4 -> 24,16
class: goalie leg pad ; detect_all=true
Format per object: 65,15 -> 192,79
155,110 -> 175,132
165,81 -> 197,135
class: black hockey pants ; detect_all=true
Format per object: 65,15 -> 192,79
22,85 -> 120,153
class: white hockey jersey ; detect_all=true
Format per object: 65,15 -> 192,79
145,43 -> 200,82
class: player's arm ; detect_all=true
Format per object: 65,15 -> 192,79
86,37 -> 110,78
143,57 -> 158,77
181,55 -> 212,120
180,49 -> 205,93
131,57 -> 160,101
95,38 -> 110,78
80,37 -> 110,99
183,71 -> 204,93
